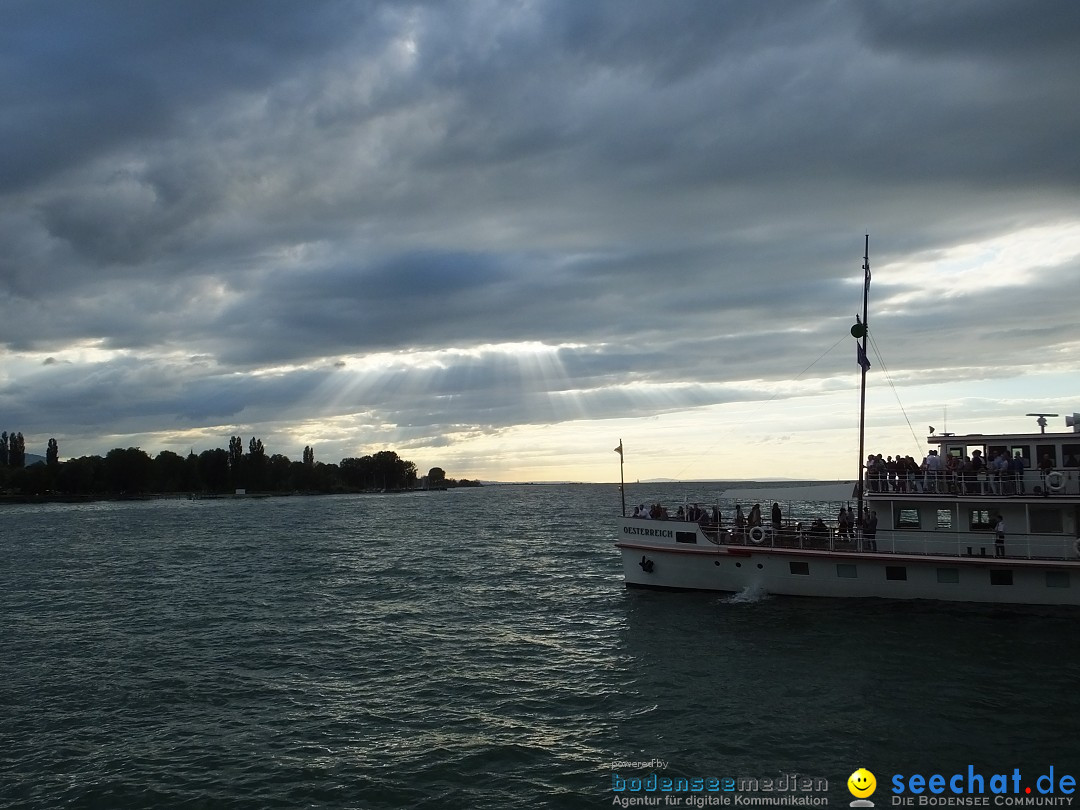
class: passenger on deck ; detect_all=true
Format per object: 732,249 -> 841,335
886,456 -> 899,492
808,518 -> 829,547
994,513 -> 1006,557
990,452 -> 1009,495
836,506 -> 852,542
864,510 -> 878,551
924,450 -> 942,493
1010,452 -> 1026,495
971,450 -> 986,494
958,454 -> 973,495
905,455 -> 920,492
771,502 -> 782,532
748,504 -> 763,528
1039,454 -> 1055,492
945,453 -> 959,494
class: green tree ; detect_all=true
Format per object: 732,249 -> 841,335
46,438 -> 59,467
228,436 -> 244,489
198,448 -> 231,493
245,436 -> 266,490
153,450 -> 189,492
55,455 -> 105,495
266,453 -> 291,491
7,432 -> 25,468
104,447 -> 153,494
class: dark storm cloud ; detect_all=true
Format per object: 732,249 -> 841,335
1,0 -> 1078,462
0,0 -> 370,189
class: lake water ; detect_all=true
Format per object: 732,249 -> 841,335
2,484 -> 1079,809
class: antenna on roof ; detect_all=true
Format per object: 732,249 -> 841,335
1026,413 -> 1059,434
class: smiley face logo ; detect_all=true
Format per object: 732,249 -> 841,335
848,768 -> 877,798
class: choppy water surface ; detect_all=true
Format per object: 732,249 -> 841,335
2,484 -> 1079,809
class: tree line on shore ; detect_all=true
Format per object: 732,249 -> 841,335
0,433 -> 481,498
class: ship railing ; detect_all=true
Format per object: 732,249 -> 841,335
867,468 -> 1079,497
708,524 -> 1079,562
860,530 -> 1078,561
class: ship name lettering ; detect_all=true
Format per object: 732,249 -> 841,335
623,527 -> 674,538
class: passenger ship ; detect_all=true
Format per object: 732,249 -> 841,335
616,240 -> 1080,605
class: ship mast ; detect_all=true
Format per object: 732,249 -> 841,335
854,235 -> 871,526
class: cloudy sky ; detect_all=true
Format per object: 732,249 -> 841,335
2,1 -> 1079,483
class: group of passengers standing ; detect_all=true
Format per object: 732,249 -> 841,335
631,500 -> 880,549
865,449 -> 1044,496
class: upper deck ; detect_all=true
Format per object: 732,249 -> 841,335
869,423 -> 1080,499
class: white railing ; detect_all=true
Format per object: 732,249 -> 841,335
866,468 -> 1079,497
623,516 -> 1080,562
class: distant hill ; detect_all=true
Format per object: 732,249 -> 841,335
23,453 -> 46,466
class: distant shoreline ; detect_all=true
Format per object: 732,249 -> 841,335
0,479 -> 859,505
0,487 -> 460,505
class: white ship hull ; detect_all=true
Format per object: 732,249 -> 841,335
618,520 -> 1080,605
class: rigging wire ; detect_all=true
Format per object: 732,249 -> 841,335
668,331 -> 850,481
866,328 -> 923,455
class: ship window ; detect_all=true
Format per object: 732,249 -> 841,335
885,566 -> 907,581
1030,508 -> 1064,534
896,509 -> 919,529
1046,571 -> 1070,588
936,568 -> 960,584
789,561 -> 810,575
969,509 -> 993,531
937,509 -> 953,530
836,564 -> 857,578
1063,444 -> 1080,468
990,569 -> 1013,586
675,531 -> 698,544
1036,445 -> 1058,467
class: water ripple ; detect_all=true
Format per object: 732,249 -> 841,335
3,487 -> 1079,808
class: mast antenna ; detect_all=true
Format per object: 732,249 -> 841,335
855,234 -> 870,532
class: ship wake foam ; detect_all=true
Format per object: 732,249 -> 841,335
723,583 -> 770,604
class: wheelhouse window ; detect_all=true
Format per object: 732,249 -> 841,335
1030,508 -> 1064,534
969,509 -> 993,531
1036,444 -> 1058,467
1010,446 -> 1031,466
1063,444 -> 1080,468
896,509 -> 920,529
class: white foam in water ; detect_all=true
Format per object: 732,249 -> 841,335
723,583 -> 770,604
